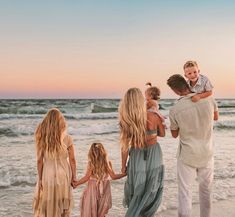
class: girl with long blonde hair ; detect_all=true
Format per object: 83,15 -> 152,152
33,108 -> 76,217
74,142 -> 126,217
119,87 -> 165,217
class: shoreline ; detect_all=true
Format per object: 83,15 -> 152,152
156,197 -> 235,217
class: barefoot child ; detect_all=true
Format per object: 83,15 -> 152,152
74,142 -> 126,217
145,82 -> 167,128
183,60 -> 213,102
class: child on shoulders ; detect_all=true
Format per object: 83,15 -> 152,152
183,60 -> 213,102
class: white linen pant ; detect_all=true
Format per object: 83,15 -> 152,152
177,158 -> 214,217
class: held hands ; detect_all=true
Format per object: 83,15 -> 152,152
38,180 -> 43,190
71,178 -> 79,189
121,169 -> 127,177
121,166 -> 127,175
109,161 -> 127,177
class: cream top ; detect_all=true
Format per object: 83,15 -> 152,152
169,94 -> 218,167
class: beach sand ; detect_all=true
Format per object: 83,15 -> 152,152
156,197 -> 235,217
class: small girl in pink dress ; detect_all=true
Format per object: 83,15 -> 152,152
74,142 -> 126,217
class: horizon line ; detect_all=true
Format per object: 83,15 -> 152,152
0,97 -> 234,100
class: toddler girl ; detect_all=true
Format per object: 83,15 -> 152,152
145,82 -> 167,128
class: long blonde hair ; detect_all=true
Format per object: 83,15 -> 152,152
35,108 -> 67,159
88,143 -> 109,181
119,88 -> 147,152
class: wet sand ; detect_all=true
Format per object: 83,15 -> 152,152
156,197 -> 235,217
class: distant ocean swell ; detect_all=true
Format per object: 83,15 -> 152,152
0,127 -> 34,137
0,165 -> 234,189
0,113 -> 118,121
0,108 -> 49,115
1,121 -> 235,139
0,167 -> 36,189
65,113 -> 118,120
0,122 -> 119,137
214,121 -> 235,130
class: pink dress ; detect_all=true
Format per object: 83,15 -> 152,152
80,175 -> 112,217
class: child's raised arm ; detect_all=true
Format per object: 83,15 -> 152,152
74,165 -> 92,188
191,90 -> 212,102
108,161 -> 126,180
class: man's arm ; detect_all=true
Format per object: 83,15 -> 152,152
214,111 -> 219,121
171,129 -> 179,138
213,98 -> 219,121
169,109 -> 179,138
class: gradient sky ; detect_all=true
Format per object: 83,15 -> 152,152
0,1 -> 235,98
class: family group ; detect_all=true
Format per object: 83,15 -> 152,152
33,60 -> 218,217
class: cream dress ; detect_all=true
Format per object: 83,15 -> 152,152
33,135 -> 74,217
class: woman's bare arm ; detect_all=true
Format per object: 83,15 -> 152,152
68,144 -> 77,181
37,152 -> 43,189
121,149 -> 128,174
37,152 -> 43,181
108,161 -> 126,180
214,111 -> 219,121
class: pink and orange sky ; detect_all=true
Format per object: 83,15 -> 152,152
1,1 -> 235,98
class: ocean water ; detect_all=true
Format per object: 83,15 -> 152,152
0,98 -> 235,217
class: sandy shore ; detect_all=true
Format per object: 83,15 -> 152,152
156,197 -> 235,217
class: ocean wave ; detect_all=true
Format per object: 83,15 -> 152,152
91,104 -> 118,113
0,114 -> 42,120
0,109 -> 119,120
219,111 -> 235,115
214,167 -> 235,180
0,107 -> 48,115
0,127 -> 34,137
93,130 -> 119,135
0,169 -> 36,188
77,123 -> 119,136
214,121 -> 235,130
0,112 -> 118,121
0,128 -> 18,137
218,105 -> 235,108
0,180 -> 36,189
217,99 -> 235,108
65,113 -> 118,120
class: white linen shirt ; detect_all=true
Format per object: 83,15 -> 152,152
169,94 -> 218,168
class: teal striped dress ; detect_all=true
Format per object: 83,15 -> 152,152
123,130 -> 164,217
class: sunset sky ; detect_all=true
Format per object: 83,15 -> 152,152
0,1 -> 235,98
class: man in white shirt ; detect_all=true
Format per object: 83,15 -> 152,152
167,74 -> 218,217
